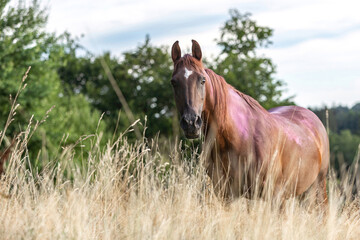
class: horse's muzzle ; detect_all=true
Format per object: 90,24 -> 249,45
180,113 -> 202,139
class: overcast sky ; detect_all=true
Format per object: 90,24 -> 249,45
43,0 -> 360,108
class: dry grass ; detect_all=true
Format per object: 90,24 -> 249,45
0,125 -> 359,240
0,68 -> 359,239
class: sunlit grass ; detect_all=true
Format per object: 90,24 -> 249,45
0,69 -> 359,239
0,124 -> 359,240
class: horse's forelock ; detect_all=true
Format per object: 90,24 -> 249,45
173,54 -> 203,75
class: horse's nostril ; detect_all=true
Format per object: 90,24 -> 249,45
180,116 -> 188,130
180,114 -> 201,131
195,115 -> 202,128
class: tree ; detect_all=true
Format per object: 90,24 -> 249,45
312,104 -> 360,169
121,36 -> 174,137
330,130 -> 360,169
312,104 -> 360,135
58,36 -> 175,138
213,9 -> 293,109
0,0 -> 106,162
0,0 -> 55,126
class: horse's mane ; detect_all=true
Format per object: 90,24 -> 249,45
204,68 -> 228,123
230,86 -> 267,112
204,68 -> 266,113
203,68 -> 268,141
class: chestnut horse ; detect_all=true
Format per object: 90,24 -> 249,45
171,40 -> 329,203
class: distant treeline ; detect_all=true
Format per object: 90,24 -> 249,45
312,104 -> 360,167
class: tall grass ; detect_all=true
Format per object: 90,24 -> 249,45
0,123 -> 359,240
0,69 -> 359,239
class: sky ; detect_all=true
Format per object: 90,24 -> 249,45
43,0 -> 360,108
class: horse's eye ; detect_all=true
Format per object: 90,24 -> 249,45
201,76 -> 206,85
171,79 -> 177,87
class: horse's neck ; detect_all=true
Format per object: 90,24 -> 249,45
223,87 -> 255,137
203,77 -> 268,146
203,77 -> 245,137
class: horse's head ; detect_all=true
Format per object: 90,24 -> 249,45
171,40 -> 206,139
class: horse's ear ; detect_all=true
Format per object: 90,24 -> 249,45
171,41 -> 181,63
191,39 -> 202,61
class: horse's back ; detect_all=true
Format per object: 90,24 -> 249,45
268,106 -> 328,144
268,106 -> 329,195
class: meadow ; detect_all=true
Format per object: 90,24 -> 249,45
0,63 -> 358,240
0,118 -> 359,240
1,2 -> 360,239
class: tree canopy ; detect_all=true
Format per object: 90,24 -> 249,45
213,10 -> 293,109
0,0 -> 106,164
312,104 -> 360,167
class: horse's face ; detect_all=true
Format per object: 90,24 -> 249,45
171,40 -> 205,139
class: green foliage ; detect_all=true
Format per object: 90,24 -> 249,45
0,0 -> 54,124
312,104 -> 360,167
329,130 -> 360,168
121,36 -> 175,137
217,10 -> 273,56
312,104 -> 360,135
214,9 -> 293,109
58,36 -> 176,138
0,1 -> 106,163
58,50 -> 125,125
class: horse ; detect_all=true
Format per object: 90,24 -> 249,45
170,40 -> 329,204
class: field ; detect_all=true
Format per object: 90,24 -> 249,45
0,125 -> 360,240
2,2 -> 360,239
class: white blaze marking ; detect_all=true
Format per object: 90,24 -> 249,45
184,67 -> 193,79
